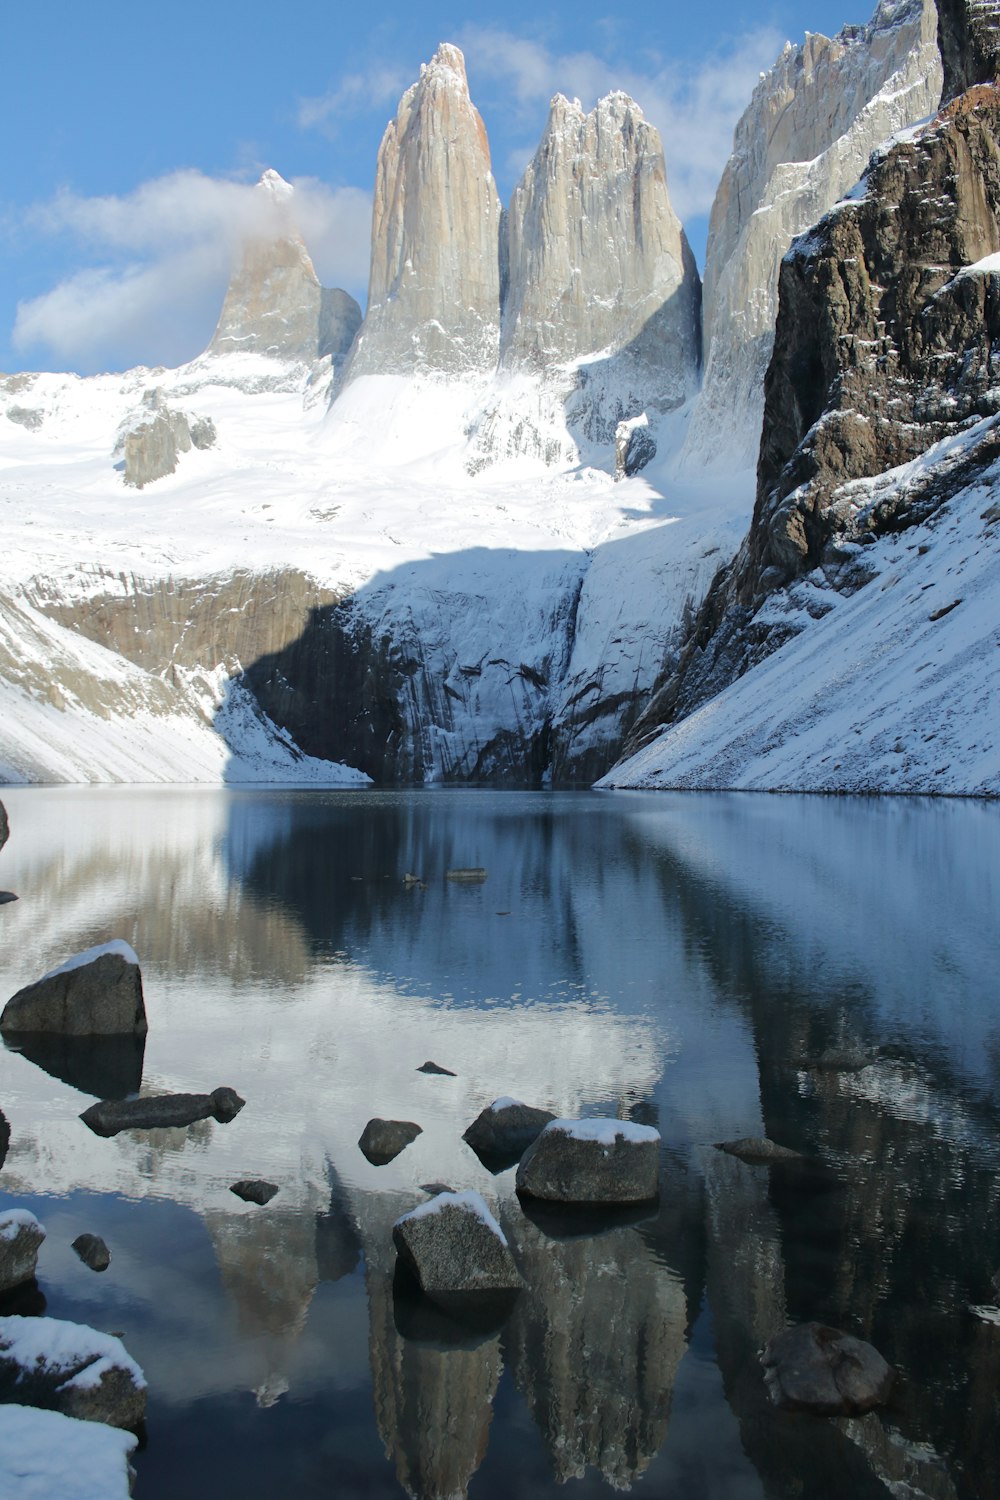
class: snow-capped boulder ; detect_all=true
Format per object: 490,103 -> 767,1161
0,1211 -> 45,1294
0,1406 -> 137,1500
1,941 -> 146,1037
346,44 -> 502,377
614,415 -> 657,480
79,1084 -> 244,1136
515,1118 -> 661,1203
0,1315 -> 146,1430
761,1323 -> 894,1414
358,1118 -> 423,1165
208,169 -> 361,366
117,387 -> 216,489
462,1098 -> 556,1169
392,1190 -> 523,1308
684,0 -> 942,470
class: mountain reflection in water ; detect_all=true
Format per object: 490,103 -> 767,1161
0,787 -> 997,1499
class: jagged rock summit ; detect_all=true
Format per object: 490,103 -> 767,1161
208,169 -> 361,367
346,44 -> 502,378
502,91 -> 700,391
683,0 -> 942,469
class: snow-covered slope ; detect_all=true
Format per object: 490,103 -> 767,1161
601,422 -> 1000,795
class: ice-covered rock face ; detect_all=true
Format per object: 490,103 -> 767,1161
503,91 -> 700,392
346,43 -> 503,378
684,0 -> 942,470
208,170 -> 362,366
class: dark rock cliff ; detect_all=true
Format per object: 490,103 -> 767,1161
625,81 -> 1000,751
937,0 -> 1000,100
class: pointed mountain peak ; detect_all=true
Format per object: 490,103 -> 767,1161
422,42 -> 469,87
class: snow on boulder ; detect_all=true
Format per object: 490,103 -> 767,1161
392,1190 -> 523,1311
761,1323 -> 894,1415
462,1098 -> 556,1170
0,1315 -> 146,1430
0,1211 -> 45,1295
1,942 -> 146,1038
0,1404 -> 137,1500
515,1117 -> 661,1204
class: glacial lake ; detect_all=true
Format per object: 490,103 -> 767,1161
0,786 -> 999,1500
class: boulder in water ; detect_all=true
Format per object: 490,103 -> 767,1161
1,943 -> 146,1038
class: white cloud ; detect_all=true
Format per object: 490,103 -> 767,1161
457,23 -> 787,219
13,171 -> 372,373
297,64 -> 411,133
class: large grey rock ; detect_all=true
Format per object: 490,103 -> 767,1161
392,1190 -> 523,1310
347,44 -> 502,378
614,416 -> 657,480
209,170 -> 361,366
359,1117 -> 423,1165
0,1314 -> 146,1429
761,1322 -> 894,1414
0,1211 -> 45,1293
80,1084 -> 244,1136
117,387 -> 210,488
715,1137 -> 804,1164
1,942 -> 146,1037
516,1118 -> 661,1204
463,1098 -> 556,1169
503,91 -> 700,394
683,0 -> 942,469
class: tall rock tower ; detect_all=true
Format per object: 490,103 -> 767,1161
502,91 -> 700,401
346,44 -> 503,378
208,170 -> 361,366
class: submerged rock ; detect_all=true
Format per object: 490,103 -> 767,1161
445,868 -> 487,882
463,1098 -> 556,1170
715,1137 -> 804,1164
0,1211 -> 45,1293
1,942 -> 146,1038
71,1234 -> 111,1273
761,1322 -> 894,1415
230,1179 -> 279,1206
392,1190 -> 523,1313
359,1118 -> 423,1165
0,1314 -> 146,1429
516,1118 -> 661,1204
80,1084 -> 244,1137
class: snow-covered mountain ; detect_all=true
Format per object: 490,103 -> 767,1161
1,6 -> 998,794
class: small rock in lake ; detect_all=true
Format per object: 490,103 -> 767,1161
463,1098 -> 556,1169
0,1210 -> 46,1293
80,1085 -> 245,1137
761,1322 -> 894,1415
0,1107 -> 9,1171
0,893 -> 17,906
392,1189 -> 523,1311
1,941 -> 146,1038
516,1118 -> 661,1205
230,1179 -> 279,1206
445,868 -> 487,882
0,800 -> 8,854
417,1060 -> 456,1076
402,873 -> 423,886
419,1182 -> 454,1195
715,1137 -> 804,1164
0,1313 -> 146,1429
72,1233 -> 111,1272
359,1118 -> 423,1165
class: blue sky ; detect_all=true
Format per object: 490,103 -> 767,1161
2,0 -> 864,374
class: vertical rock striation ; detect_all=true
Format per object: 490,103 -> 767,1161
346,44 -> 502,378
502,92 -> 700,392
208,170 -> 361,366
937,0 -> 1000,100
683,0 -> 942,469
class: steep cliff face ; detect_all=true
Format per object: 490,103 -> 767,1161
937,0 -> 1000,98
608,84 -> 1000,795
502,92 -> 700,388
208,170 -> 361,367
683,0 -> 942,470
346,44 -> 502,378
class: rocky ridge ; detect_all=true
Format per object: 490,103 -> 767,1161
682,0 -> 942,469
615,68 -> 1000,788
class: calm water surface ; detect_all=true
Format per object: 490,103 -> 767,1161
0,787 -> 998,1500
